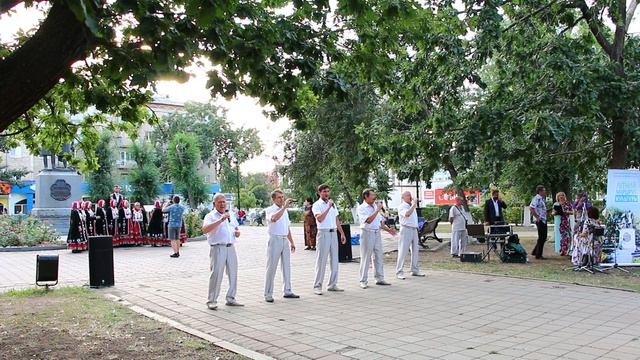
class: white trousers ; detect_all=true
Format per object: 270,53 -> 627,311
314,229 -> 339,290
451,230 -> 468,256
207,245 -> 238,305
264,234 -> 293,298
359,229 -> 384,284
396,226 -> 420,275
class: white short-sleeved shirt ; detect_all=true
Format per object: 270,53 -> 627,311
398,201 -> 418,228
449,205 -> 468,231
203,210 -> 239,245
530,194 -> 547,223
312,199 -> 339,229
265,204 -> 290,236
357,202 -> 384,230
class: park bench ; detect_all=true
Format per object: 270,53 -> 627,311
418,218 -> 442,249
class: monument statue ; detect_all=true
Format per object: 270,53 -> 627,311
40,143 -> 74,171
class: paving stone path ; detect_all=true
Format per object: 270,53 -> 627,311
1,226 -> 639,360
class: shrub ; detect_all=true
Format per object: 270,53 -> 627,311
288,209 -> 303,223
468,206 -> 483,223
0,216 -> 59,247
505,207 -> 523,225
183,212 -> 203,238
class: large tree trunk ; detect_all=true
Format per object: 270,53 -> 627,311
610,118 -> 628,169
0,1 -> 95,131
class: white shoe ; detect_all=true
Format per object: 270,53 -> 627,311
397,275 -> 406,280
313,288 -> 323,295
327,286 -> 344,292
206,303 -> 217,310
359,282 -> 368,289
412,272 -> 426,277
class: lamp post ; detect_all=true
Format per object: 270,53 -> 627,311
229,151 -> 240,211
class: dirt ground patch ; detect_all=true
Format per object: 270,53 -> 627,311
386,236 -> 640,292
0,287 -> 247,360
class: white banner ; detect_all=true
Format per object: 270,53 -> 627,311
603,169 -> 640,266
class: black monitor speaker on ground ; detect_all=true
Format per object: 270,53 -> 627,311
88,236 -> 115,288
36,254 -> 59,289
338,224 -> 353,262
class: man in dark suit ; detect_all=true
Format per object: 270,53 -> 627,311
484,189 -> 507,225
111,185 -> 124,208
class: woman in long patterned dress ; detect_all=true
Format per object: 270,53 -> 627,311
303,198 -> 317,250
95,199 -> 109,236
553,192 -> 573,256
146,200 -> 165,246
571,207 -> 602,266
83,200 -> 96,237
117,200 -> 131,245
107,199 -> 119,244
67,201 -> 89,252
130,202 -> 146,245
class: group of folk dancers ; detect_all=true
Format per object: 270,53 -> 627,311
201,184 -> 424,310
67,188 -> 187,252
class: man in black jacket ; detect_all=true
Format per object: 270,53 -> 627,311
484,189 -> 507,225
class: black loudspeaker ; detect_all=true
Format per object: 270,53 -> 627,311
36,255 -> 59,286
88,236 -> 115,288
338,224 -> 353,262
460,252 -> 482,263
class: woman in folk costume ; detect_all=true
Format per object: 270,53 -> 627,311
83,200 -> 96,237
95,199 -> 109,236
121,200 -> 134,245
146,200 -> 165,246
117,200 -> 131,245
106,199 -> 119,244
67,201 -> 89,252
162,206 -> 170,245
130,202 -> 147,245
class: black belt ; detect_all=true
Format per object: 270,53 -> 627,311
211,243 -> 233,247
319,228 -> 336,232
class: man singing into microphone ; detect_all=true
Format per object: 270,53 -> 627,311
264,189 -> 300,303
202,193 -> 243,310
312,184 -> 347,295
357,188 -> 396,288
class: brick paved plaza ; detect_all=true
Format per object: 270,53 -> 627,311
1,226 -> 639,360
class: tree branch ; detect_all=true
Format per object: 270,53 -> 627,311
626,0 -> 638,33
503,0 -> 560,33
0,1 -> 96,131
0,0 -> 47,14
547,141 -> 613,157
574,0 -> 613,57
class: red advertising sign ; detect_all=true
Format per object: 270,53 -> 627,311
434,189 -> 480,205
423,190 -> 434,200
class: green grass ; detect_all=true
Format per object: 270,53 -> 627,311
1,286 -> 247,359
388,235 -> 640,293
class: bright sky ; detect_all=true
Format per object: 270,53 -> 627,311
1,3 -> 639,175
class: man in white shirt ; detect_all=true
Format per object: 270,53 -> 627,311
264,189 -> 300,303
357,189 -> 397,288
202,193 -> 243,310
311,184 -> 347,295
449,195 -> 469,257
396,191 -> 426,279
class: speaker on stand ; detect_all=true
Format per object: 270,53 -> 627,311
88,236 -> 115,288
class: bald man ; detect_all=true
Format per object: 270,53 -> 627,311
396,191 -> 425,279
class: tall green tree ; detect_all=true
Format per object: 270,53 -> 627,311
167,133 -> 208,209
283,84 -> 388,208
128,142 -> 161,204
150,102 -> 262,183
87,131 -> 114,201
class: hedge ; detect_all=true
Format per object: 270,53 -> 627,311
0,216 -> 59,247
